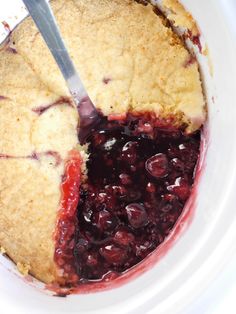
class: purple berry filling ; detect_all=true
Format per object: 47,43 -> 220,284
73,113 -> 200,282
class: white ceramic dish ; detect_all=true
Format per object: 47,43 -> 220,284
0,0 -> 236,313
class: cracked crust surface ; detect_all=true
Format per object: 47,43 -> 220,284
0,0 -> 205,284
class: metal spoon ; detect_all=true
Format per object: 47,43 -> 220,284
22,0 -> 101,143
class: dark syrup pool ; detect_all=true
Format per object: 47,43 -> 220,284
71,113 -> 200,283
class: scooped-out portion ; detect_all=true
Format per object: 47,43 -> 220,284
76,113 -> 202,282
54,113 -> 201,285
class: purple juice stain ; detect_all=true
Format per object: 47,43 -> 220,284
103,77 -> 112,85
0,95 -> 8,100
6,46 -> 17,54
32,97 -> 73,115
0,151 -> 61,167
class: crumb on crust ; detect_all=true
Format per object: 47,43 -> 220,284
17,262 -> 31,276
0,246 -> 6,254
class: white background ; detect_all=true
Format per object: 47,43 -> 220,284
0,1 -> 236,313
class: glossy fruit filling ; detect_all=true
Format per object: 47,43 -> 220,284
71,113 -> 200,283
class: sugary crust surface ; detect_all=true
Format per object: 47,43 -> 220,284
10,0 -> 205,131
0,0 -> 79,282
0,158 -> 62,283
0,0 -> 205,283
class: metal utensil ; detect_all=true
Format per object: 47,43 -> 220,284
22,0 -> 100,142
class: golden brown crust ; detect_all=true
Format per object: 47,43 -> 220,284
0,0 -> 205,284
10,0 -> 205,132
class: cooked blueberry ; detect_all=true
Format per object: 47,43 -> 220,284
114,229 -> 135,246
145,153 -> 169,178
99,245 -> 127,265
125,203 -> 148,228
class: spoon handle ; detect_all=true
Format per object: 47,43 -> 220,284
22,0 -> 87,102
